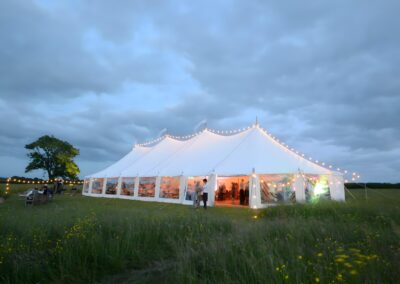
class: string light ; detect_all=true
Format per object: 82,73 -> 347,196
133,123 -> 361,181
256,126 -> 361,179
3,177 -> 84,195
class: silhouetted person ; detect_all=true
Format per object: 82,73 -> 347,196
201,178 -> 208,209
42,184 -> 48,195
239,179 -> 245,205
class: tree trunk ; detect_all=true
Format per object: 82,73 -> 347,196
47,169 -> 53,180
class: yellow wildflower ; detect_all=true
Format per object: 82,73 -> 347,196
336,254 -> 349,259
355,260 -> 364,265
344,262 -> 352,268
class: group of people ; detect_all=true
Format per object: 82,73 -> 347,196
32,179 -> 64,197
192,178 -> 209,209
217,179 -> 250,206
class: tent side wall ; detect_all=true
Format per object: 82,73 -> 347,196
329,174 -> 345,201
83,171 -> 345,208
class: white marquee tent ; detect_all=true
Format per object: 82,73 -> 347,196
83,124 -> 345,208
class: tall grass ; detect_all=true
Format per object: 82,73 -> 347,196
0,186 -> 399,283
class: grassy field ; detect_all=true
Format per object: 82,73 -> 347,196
0,184 -> 399,283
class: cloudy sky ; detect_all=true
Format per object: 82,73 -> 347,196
0,0 -> 399,182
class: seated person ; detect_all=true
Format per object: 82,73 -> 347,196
27,187 -> 39,200
42,184 -> 49,195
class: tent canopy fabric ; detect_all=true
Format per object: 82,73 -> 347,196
87,146 -> 150,178
87,126 -> 335,178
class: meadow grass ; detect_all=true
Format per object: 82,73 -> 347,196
0,184 -> 399,283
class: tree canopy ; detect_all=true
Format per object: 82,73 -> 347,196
25,135 -> 80,179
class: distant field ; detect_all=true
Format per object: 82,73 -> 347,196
0,185 -> 399,283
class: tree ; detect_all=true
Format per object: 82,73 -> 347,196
25,135 -> 80,179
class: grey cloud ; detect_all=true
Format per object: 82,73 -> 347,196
0,0 -> 189,102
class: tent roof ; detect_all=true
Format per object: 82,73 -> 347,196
87,146 -> 150,178
87,125 -> 336,178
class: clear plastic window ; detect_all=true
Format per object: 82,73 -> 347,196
83,179 -> 90,193
305,175 -> 331,202
91,178 -> 104,194
259,174 -> 295,204
105,178 -> 118,195
138,177 -> 156,197
121,177 -> 135,196
160,176 -> 180,199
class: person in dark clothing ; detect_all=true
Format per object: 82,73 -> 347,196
56,179 -> 64,194
244,185 -> 249,205
42,184 -> 49,195
201,178 -> 208,209
239,188 -> 245,205
239,179 -> 245,205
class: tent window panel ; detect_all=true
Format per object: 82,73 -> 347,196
91,178 -> 104,194
185,177 -> 204,201
138,177 -> 156,197
121,178 -> 135,196
106,178 -> 118,195
305,175 -> 331,203
83,179 -> 90,193
259,174 -> 295,204
160,177 -> 180,199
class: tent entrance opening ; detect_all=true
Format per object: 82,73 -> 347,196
215,176 -> 249,207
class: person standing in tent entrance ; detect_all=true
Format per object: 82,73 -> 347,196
239,179 -> 245,205
201,178 -> 208,209
245,183 -> 250,205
